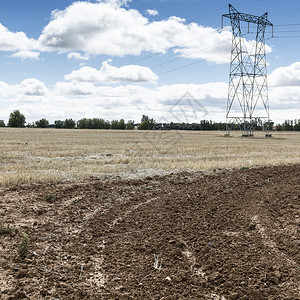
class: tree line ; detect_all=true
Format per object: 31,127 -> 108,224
1,110 -> 300,131
0,110 -> 135,130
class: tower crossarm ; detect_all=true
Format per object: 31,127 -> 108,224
222,4 -> 273,27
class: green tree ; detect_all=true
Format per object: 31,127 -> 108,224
8,110 -> 26,128
126,120 -> 134,130
54,120 -> 64,129
138,115 -> 155,130
282,120 -> 294,131
91,118 -> 101,129
63,118 -> 76,129
0,120 -> 5,127
119,119 -> 126,130
294,119 -> 300,131
77,118 -> 89,129
111,120 -> 120,129
92,118 -> 110,129
35,118 -> 49,128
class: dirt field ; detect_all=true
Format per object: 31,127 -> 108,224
1,164 -> 299,299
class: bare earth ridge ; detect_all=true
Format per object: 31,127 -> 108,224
0,164 -> 299,299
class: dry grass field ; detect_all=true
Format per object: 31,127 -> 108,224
0,128 -> 300,187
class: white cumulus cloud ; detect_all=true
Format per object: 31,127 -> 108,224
0,1 -> 272,66
37,1 -> 232,63
67,52 -> 90,60
0,24 -> 37,52
0,77 -> 299,124
146,9 -> 159,16
10,51 -> 40,60
95,0 -> 132,7
54,81 -> 96,96
18,79 -> 48,96
269,62 -> 300,87
65,60 -> 158,84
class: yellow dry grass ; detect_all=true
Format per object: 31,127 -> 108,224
0,128 -> 300,186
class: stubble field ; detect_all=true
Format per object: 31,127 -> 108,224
0,129 -> 300,299
1,128 -> 300,186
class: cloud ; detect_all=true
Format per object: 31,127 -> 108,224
269,62 -> 300,87
54,81 -> 96,96
0,1 -> 272,66
0,23 -> 37,52
270,86 -> 300,106
0,79 -> 48,108
0,81 -> 16,97
146,9 -> 159,16
67,52 -> 90,61
95,0 -> 132,7
51,80 -> 228,122
38,1 -> 232,63
0,76 -> 228,122
18,79 -> 48,96
10,51 -> 40,60
65,60 -> 158,84
0,76 -> 299,124
157,82 -> 227,103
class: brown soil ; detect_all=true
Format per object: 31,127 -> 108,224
0,165 -> 299,299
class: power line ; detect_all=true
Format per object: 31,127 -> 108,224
274,23 -> 300,27
235,0 -> 265,5
127,5 -> 300,67
152,22 -> 300,76
130,28 -> 223,65
245,30 -> 300,35
155,26 -> 300,76
155,33 -> 250,75
188,5 -> 227,22
157,59 -> 210,76
128,5 -> 229,65
155,31 -> 300,77
157,50 -> 228,76
272,30 -> 300,33
128,10 -> 300,76
129,28 -> 227,66
241,24 -> 300,29
150,38 -> 229,69
273,35 -> 300,38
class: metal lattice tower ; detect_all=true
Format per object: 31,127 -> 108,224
222,4 -> 273,136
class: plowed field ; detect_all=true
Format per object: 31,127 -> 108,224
1,164 -> 300,299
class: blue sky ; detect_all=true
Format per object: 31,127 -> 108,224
0,0 -> 300,124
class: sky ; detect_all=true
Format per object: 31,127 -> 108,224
1,0 -> 300,124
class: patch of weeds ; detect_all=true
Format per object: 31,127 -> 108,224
0,223 -> 13,235
45,192 -> 58,203
18,233 -> 29,259
240,167 -> 249,170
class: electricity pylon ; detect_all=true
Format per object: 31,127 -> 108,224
222,4 -> 273,136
